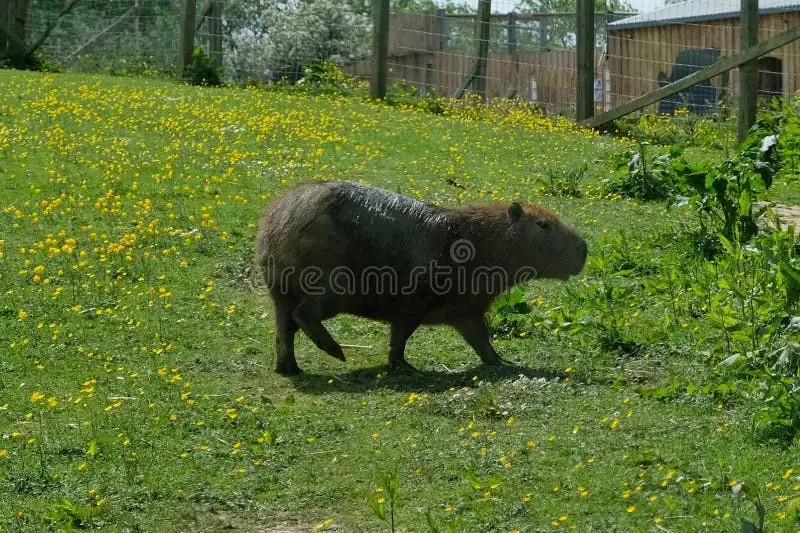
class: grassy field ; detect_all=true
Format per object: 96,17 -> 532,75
2,69 -> 800,532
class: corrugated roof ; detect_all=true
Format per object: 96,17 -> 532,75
607,0 -> 800,30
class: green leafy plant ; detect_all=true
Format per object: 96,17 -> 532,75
680,217 -> 800,441
732,480 -> 766,533
680,125 -> 782,249
542,163 -> 587,198
295,61 -> 366,96
184,46 -> 223,87
367,469 -> 401,531
40,498 -> 106,531
604,142 -> 685,201
611,109 -> 734,149
488,285 -> 532,339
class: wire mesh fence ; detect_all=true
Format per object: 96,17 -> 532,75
25,0 -> 183,74
20,0 -> 374,83
605,0 -> 800,117
347,4 -> 629,116
8,0 -> 800,120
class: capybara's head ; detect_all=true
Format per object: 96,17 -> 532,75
506,201 -> 588,281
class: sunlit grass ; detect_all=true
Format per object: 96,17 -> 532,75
1,69 -> 800,532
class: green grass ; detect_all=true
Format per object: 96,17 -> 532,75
2,69 -> 800,532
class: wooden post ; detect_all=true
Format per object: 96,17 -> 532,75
371,0 -> 390,99
133,0 -> 140,46
576,0 -> 595,121
424,62 -> 433,96
473,0 -> 491,100
539,19 -> 548,49
507,11 -> 517,56
179,0 -> 196,76
209,0 -> 222,65
738,0 -> 759,142
436,8 -> 446,51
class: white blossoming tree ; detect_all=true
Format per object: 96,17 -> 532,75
223,0 -> 370,84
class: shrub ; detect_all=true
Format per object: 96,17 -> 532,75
542,163 -> 587,198
611,108 -> 736,150
184,46 -> 224,87
293,61 -> 367,96
681,126 -> 781,246
603,142 -> 686,201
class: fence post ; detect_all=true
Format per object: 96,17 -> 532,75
473,0 -> 491,100
371,0 -> 390,99
576,0 -> 595,121
738,0 -> 758,142
424,63 -> 433,96
539,19 -> 548,49
209,0 -> 222,65
179,0 -> 196,76
507,12 -> 517,56
436,8 -> 446,51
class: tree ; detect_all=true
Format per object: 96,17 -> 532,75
223,0 -> 371,83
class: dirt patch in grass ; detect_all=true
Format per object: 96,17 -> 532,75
756,202 -> 800,232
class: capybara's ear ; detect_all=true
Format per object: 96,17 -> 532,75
507,202 -> 523,223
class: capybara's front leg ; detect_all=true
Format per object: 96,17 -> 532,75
292,300 -> 346,362
387,318 -> 422,373
274,301 -> 302,376
450,314 -> 510,366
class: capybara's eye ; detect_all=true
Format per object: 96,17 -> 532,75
536,219 -> 551,230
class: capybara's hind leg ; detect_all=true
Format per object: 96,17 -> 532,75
275,302 -> 301,376
451,315 -> 510,366
292,300 -> 346,362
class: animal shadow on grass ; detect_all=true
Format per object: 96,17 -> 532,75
287,362 -> 578,395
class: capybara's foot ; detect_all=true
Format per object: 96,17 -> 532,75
276,359 -> 302,376
388,358 -> 419,375
482,353 -> 512,367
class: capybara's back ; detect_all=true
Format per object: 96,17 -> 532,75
254,180 -> 588,375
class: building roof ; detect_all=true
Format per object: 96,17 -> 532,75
607,0 -> 800,30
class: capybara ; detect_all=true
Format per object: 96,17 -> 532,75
254,180 -> 588,376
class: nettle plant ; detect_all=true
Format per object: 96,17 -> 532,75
674,113 -> 800,441
682,132 -> 781,248
702,223 -> 800,442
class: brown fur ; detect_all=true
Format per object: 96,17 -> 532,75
254,180 -> 587,375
